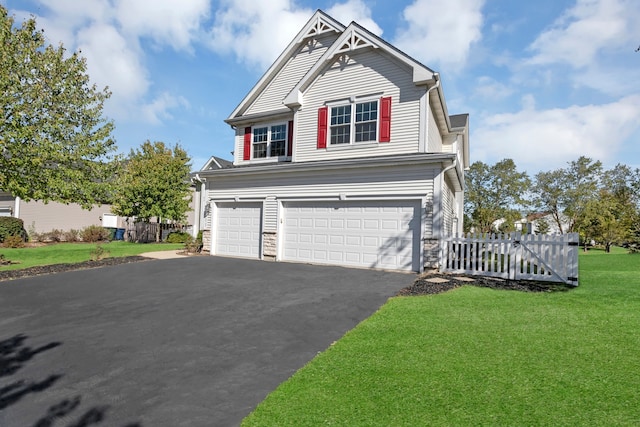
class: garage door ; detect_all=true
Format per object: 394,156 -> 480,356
216,202 -> 262,259
283,200 -> 420,271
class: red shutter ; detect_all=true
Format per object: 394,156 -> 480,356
288,120 -> 294,156
243,127 -> 251,160
379,97 -> 391,143
317,106 -> 328,149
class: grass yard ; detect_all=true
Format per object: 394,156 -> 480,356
0,241 -> 184,271
243,248 -> 640,426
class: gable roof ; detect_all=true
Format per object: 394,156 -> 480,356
226,10 -> 345,122
284,21 -> 435,108
199,156 -> 233,171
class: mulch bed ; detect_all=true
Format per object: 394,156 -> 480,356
398,271 -> 574,296
0,256 -> 150,282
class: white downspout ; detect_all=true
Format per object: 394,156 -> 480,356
192,174 -> 204,237
14,196 -> 20,218
435,159 -> 457,269
422,74 -> 441,153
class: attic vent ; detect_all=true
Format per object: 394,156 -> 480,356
334,30 -> 378,54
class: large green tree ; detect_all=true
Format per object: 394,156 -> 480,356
532,156 -> 602,234
0,6 -> 118,207
111,141 -> 192,242
578,164 -> 640,251
464,159 -> 531,233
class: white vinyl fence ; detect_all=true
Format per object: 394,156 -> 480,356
440,232 -> 579,285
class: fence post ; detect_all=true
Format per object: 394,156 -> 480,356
567,233 -> 579,286
509,232 -> 521,281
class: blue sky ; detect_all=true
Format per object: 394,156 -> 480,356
4,0 -> 640,174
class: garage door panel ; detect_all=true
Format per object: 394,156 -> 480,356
283,200 -> 420,272
216,202 -> 261,259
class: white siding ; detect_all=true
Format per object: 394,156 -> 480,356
428,104 -> 443,152
296,50 -> 424,162
206,163 -> 437,239
246,34 -> 339,116
442,176 -> 455,236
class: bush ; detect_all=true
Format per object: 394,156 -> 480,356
3,234 -> 25,248
166,231 -> 191,243
45,229 -> 63,242
64,229 -> 81,242
89,244 -> 110,261
0,217 -> 26,242
81,225 -> 110,242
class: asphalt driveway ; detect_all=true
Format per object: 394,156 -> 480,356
0,256 -> 412,426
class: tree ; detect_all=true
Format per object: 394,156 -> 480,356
464,159 -> 531,233
581,190 -> 637,252
0,7 -> 118,207
578,164 -> 640,252
111,141 -> 192,242
532,156 -> 602,234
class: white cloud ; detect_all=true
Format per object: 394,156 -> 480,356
114,0 -> 210,52
327,0 -> 382,36
472,95 -> 640,173
207,0 -> 382,70
393,0 -> 485,70
141,93 -> 190,124
8,0 -> 208,124
76,24 -> 149,103
208,0 -> 313,70
473,76 -> 513,100
527,0 -> 640,68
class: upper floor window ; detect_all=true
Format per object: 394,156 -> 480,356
330,100 -> 378,145
317,96 -> 391,149
251,123 -> 289,159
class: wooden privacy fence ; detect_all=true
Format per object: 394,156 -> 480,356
440,232 -> 579,285
126,222 -> 188,243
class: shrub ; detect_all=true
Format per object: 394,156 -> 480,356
90,244 -> 110,261
166,231 -> 191,243
45,229 -> 63,242
0,217 -> 26,242
64,229 -> 81,242
81,225 -> 110,242
3,234 -> 25,248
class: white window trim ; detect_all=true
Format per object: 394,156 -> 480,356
250,121 -> 290,162
327,96 -> 380,146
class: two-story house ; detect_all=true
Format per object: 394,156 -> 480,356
192,10 -> 469,273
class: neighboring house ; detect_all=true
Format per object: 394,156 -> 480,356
0,191 -> 196,237
516,212 -> 572,235
192,10 -> 469,272
0,191 -> 122,234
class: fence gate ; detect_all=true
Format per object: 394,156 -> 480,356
439,232 -> 579,286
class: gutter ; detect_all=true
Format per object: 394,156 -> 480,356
194,153 -> 457,178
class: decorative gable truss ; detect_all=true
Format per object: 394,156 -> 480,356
284,22 -> 434,109
299,12 -> 342,41
228,10 -> 345,121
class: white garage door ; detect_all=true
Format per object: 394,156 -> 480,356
283,200 -> 420,271
215,202 -> 262,259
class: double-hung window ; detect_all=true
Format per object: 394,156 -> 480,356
329,99 -> 378,145
252,123 -> 288,159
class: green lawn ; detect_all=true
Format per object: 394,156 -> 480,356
243,248 -> 640,426
0,241 -> 184,271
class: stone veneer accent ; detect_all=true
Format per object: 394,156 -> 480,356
423,238 -> 440,268
202,229 -> 211,252
262,231 -> 277,260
